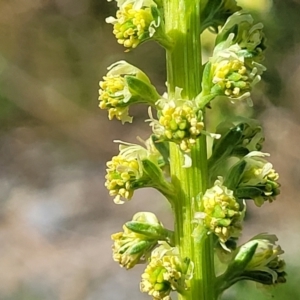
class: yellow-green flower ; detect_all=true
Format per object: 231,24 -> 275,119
106,0 -> 160,50
140,242 -> 193,299
99,60 -> 160,123
196,178 -> 245,249
112,212 -> 164,269
148,88 -> 204,153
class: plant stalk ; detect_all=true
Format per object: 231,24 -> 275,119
164,0 -> 216,299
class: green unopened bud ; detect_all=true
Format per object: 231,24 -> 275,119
125,212 -> 174,244
235,151 -> 280,206
99,60 -> 160,123
140,242 -> 193,299
112,212 -> 165,269
195,178 -> 245,250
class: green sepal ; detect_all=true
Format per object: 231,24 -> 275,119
125,76 -> 160,103
209,124 -> 243,168
142,159 -> 164,181
231,242 -> 258,272
201,62 -> 213,96
150,5 -> 160,22
125,221 -> 163,239
126,240 -> 155,255
151,135 -> 170,168
240,270 -> 275,285
224,160 -> 246,190
150,5 -> 174,50
235,186 -> 264,199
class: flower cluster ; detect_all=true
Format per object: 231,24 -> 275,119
149,88 -> 204,153
201,11 -> 266,105
140,242 -> 193,300
112,212 -> 167,269
106,0 -> 160,50
105,140 -> 174,204
99,60 -> 160,123
196,178 -> 244,249
209,42 -> 265,103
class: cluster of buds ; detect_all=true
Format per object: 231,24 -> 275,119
195,178 -> 245,249
140,242 -> 193,300
148,88 -> 205,153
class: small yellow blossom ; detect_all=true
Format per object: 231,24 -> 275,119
105,155 -> 142,204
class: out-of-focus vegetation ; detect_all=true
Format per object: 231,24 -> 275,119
0,0 -> 299,299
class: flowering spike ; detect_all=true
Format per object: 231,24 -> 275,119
140,242 -> 193,299
99,60 -> 160,123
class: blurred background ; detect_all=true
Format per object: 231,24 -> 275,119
0,0 -> 299,299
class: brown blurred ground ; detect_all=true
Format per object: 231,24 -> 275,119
0,1 -> 299,299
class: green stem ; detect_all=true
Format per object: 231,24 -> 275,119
164,0 -> 216,299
